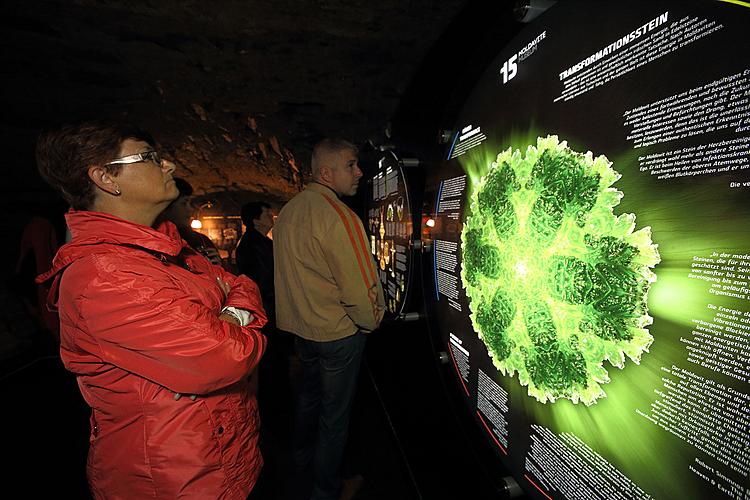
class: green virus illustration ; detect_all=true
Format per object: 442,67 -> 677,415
461,136 -> 660,405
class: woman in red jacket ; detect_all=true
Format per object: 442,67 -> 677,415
35,121 -> 267,499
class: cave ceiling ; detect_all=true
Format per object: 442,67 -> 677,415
2,0 -> 473,207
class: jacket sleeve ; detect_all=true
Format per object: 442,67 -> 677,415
320,214 -> 385,332
66,257 -> 266,395
214,265 -> 268,329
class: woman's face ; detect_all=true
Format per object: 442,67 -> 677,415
112,139 -> 179,209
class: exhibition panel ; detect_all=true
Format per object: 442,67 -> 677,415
422,1 -> 750,498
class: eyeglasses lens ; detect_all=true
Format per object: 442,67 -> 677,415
146,151 -> 162,166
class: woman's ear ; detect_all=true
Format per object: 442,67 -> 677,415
88,166 -> 120,196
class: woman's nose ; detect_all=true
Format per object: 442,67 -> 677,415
162,159 -> 176,174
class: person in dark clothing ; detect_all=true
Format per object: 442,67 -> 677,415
237,202 -> 275,322
237,201 -> 294,499
12,201 -> 68,343
158,177 -> 223,266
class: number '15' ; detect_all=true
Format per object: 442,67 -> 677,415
500,54 -> 518,84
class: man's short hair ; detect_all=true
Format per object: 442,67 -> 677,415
36,121 -> 155,210
241,201 -> 271,226
311,138 -> 358,179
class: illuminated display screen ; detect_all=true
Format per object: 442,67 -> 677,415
423,1 -> 750,498
367,151 -> 414,316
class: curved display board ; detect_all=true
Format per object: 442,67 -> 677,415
422,1 -> 750,498
367,151 -> 414,316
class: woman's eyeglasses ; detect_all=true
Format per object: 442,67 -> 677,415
105,150 -> 162,167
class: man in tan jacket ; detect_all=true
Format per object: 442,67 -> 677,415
274,138 -> 385,500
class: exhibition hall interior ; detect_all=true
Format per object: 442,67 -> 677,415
1,1 -> 748,499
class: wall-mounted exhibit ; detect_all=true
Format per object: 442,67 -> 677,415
421,1 -> 750,498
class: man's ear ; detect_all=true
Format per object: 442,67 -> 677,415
318,164 -> 332,183
88,165 -> 120,195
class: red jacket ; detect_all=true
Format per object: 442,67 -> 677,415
37,211 -> 267,499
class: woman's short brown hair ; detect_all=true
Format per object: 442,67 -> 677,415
36,121 -> 156,210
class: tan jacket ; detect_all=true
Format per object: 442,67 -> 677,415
274,182 -> 385,341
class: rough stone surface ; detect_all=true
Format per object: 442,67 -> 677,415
2,0 -> 468,205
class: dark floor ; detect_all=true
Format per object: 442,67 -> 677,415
1,319 -> 515,500
0,332 -> 417,500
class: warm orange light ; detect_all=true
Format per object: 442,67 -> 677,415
190,218 -> 203,229
425,218 -> 436,228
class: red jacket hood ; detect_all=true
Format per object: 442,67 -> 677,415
37,210 -> 186,285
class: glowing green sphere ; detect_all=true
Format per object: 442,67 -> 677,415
462,136 -> 660,405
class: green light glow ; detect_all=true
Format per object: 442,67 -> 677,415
462,136 -> 661,405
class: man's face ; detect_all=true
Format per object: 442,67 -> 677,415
327,149 -> 363,197
255,206 -> 275,233
169,195 -> 195,226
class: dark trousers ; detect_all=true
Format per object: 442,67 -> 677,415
291,332 -> 366,500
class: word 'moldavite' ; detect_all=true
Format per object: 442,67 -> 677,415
462,136 -> 659,405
